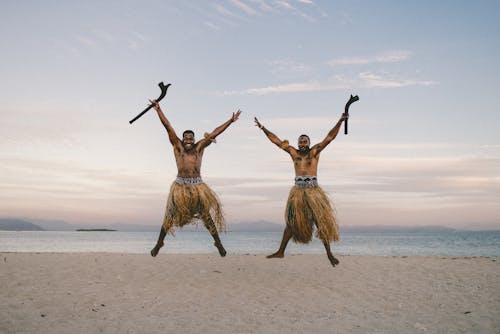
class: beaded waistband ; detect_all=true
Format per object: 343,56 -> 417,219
294,175 -> 318,188
175,176 -> 203,185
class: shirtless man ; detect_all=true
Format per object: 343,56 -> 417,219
150,100 -> 241,257
254,110 -> 348,267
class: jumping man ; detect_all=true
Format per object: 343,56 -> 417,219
254,106 -> 349,267
150,100 -> 241,257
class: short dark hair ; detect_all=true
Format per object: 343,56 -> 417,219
299,134 -> 310,141
183,130 -> 195,138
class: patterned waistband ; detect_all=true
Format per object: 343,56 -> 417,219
175,176 -> 203,185
294,175 -> 318,188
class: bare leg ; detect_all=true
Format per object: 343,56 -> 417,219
202,216 -> 226,257
267,225 -> 293,258
151,226 -> 167,257
322,240 -> 339,267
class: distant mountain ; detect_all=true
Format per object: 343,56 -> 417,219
340,225 -> 457,233
228,223 -> 457,233
229,221 -> 283,232
1,217 -> 468,233
87,221 -> 283,232
0,218 -> 44,231
14,219 -> 160,232
31,219 -> 74,231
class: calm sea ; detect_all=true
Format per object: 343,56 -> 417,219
1,230 -> 499,257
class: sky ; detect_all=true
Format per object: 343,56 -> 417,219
1,0 -> 499,230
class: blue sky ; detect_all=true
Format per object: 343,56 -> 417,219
1,0 -> 499,229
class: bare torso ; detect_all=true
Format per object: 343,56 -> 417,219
290,149 -> 319,176
173,145 -> 205,178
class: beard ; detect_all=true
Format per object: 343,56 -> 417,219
298,146 -> 310,154
183,143 -> 194,150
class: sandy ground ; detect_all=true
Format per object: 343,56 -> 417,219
1,253 -> 498,334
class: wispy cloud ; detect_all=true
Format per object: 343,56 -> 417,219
219,49 -> 434,95
271,0 -> 316,22
72,27 -> 148,52
359,72 -> 436,88
273,0 -> 294,10
227,0 -> 258,15
169,1 -> 324,32
249,0 -> 275,12
220,81 -> 346,95
219,71 -> 436,95
204,21 -> 222,30
327,50 -> 412,67
210,0 -> 320,24
213,3 -> 245,19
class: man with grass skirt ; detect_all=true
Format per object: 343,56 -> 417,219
150,100 -> 241,257
254,110 -> 348,267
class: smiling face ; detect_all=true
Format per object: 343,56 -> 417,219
182,130 -> 195,150
297,135 -> 310,152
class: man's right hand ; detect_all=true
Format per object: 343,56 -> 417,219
231,109 -> 242,122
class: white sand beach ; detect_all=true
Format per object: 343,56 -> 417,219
1,253 -> 498,334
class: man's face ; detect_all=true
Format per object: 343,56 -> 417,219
298,135 -> 310,152
182,133 -> 195,150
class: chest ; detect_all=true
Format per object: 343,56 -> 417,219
293,154 -> 315,166
177,150 -> 201,164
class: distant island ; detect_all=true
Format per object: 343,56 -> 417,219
76,229 -> 117,232
2,217 -> 498,232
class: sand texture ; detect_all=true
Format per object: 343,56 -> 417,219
1,253 -> 499,334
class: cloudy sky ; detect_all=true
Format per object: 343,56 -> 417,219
1,0 -> 499,229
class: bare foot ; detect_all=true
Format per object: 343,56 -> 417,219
150,241 -> 164,257
266,252 -> 284,259
327,254 -> 339,267
214,242 -> 226,257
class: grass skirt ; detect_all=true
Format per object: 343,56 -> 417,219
285,186 -> 339,244
162,182 -> 225,235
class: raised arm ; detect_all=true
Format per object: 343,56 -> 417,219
199,110 -> 241,149
254,117 -> 293,153
150,100 -> 181,148
311,113 -> 348,154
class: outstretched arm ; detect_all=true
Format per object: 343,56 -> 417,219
199,110 -> 241,149
150,100 -> 181,148
254,117 -> 292,153
312,113 -> 348,154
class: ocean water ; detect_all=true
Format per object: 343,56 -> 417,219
1,230 -> 499,257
